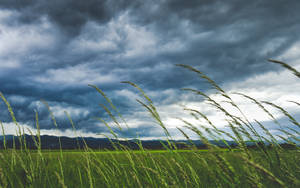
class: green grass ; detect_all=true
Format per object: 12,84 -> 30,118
0,59 -> 299,187
0,149 -> 299,187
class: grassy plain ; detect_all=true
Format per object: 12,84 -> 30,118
0,149 -> 299,188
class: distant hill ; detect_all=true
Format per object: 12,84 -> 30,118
0,134 -> 234,150
0,135 -> 297,150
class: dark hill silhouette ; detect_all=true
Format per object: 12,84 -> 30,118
0,135 -> 297,150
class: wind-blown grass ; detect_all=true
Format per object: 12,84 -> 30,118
0,60 -> 299,187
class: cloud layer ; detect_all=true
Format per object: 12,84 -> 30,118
0,0 -> 299,139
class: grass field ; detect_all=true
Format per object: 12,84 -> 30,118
0,60 -> 299,187
0,149 -> 299,188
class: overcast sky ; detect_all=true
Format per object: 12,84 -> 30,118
0,0 -> 299,139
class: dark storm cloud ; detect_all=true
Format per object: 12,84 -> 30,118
123,0 -> 300,83
0,0 -> 134,36
0,0 -> 299,137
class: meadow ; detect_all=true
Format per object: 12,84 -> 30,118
0,59 -> 299,188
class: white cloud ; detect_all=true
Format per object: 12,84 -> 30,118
0,59 -> 20,69
66,12 -> 159,59
0,13 -> 57,58
7,95 -> 28,104
0,122 -> 106,138
114,89 -> 141,104
69,21 -> 121,54
50,105 -> 89,119
278,41 -> 300,66
69,12 -> 188,60
127,62 -> 300,137
0,9 -> 12,21
111,12 -> 158,58
33,64 -> 119,86
259,37 -> 288,56
0,10 -> 59,75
